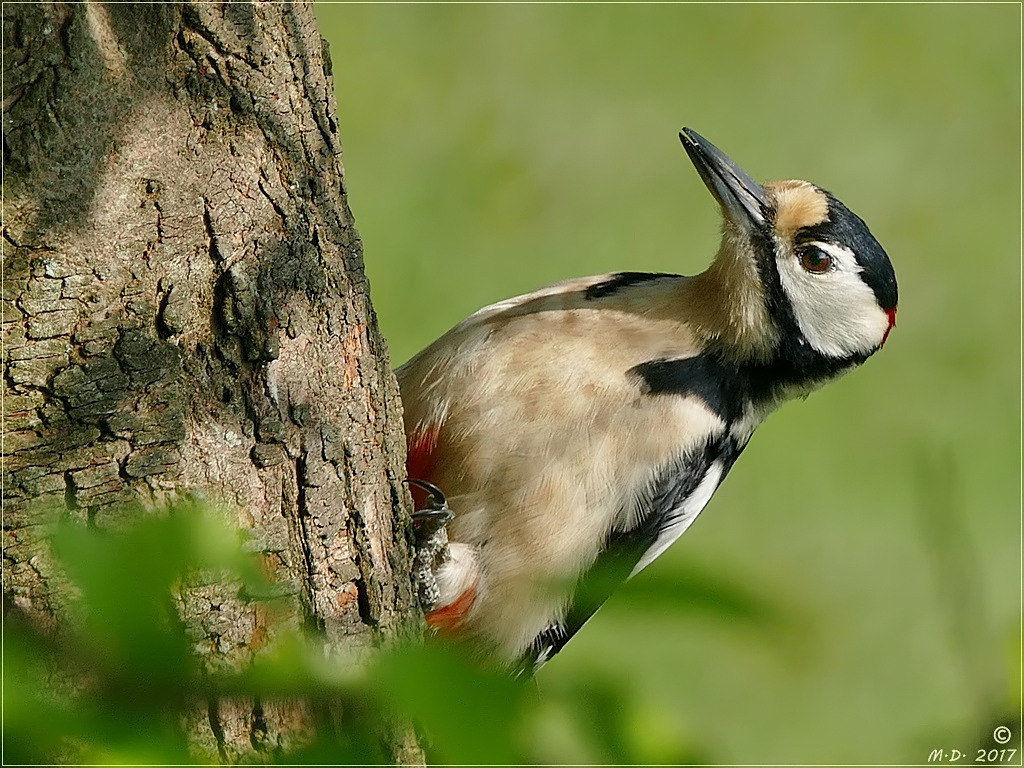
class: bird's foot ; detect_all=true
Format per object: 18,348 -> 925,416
409,478 -> 454,612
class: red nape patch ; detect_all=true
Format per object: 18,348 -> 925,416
426,584 -> 477,634
881,306 -> 897,347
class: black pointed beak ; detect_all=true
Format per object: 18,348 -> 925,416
679,128 -> 768,231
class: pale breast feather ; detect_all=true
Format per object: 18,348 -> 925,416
519,436 -> 743,672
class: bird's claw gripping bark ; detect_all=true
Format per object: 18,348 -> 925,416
409,478 -> 454,612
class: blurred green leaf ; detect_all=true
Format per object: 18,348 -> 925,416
373,642 -> 531,764
4,499 -> 736,765
619,560 -> 791,631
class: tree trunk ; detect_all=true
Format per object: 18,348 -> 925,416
3,1 -> 419,761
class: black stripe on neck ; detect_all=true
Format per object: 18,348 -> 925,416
630,344 -> 863,421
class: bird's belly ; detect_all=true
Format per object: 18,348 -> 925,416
441,391 -> 731,659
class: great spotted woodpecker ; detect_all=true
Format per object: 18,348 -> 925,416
398,128 -> 898,672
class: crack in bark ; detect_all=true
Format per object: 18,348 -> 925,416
292,455 -> 323,634
249,698 -> 271,753
61,470 -> 78,515
206,697 -> 229,763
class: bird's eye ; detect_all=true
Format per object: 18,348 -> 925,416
800,248 -> 834,274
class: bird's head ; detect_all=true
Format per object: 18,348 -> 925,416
680,128 -> 898,370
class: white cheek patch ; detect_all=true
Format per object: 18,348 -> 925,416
776,242 -> 890,358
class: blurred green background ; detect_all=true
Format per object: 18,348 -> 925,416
316,4 -> 1020,765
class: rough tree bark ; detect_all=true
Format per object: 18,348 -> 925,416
3,2 -> 420,762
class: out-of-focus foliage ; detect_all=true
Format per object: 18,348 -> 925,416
5,505 -> 254,766
315,3 -> 1020,764
3,506 -> 784,764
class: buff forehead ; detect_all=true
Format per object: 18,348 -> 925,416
766,180 -> 829,240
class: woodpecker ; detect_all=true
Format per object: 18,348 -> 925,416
398,128 -> 898,672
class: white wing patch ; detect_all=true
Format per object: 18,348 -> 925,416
630,460 -> 725,577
